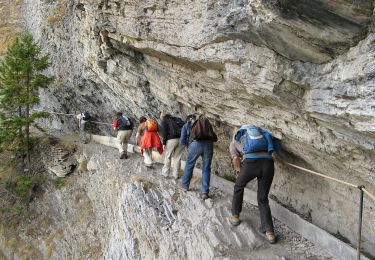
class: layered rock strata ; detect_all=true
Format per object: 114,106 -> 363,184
0,140 -> 330,259
14,0 -> 375,255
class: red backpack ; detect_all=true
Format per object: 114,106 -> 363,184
146,119 -> 158,132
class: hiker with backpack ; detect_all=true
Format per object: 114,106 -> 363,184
179,115 -> 194,148
160,112 -> 185,179
113,112 -> 134,159
180,114 -> 217,200
228,124 -> 276,244
136,116 -> 163,167
76,112 -> 91,144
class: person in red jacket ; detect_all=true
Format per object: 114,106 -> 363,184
136,116 -> 163,167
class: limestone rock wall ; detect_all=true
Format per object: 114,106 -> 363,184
0,141 -> 331,259
17,0 -> 375,256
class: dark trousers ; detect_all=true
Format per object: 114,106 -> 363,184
231,158 -> 275,233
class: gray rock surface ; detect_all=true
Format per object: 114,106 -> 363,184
9,0 -> 375,256
41,137 -> 77,177
0,137 -> 332,259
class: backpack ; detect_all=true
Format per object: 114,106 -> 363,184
189,115 -> 218,142
236,125 -> 268,154
168,116 -> 185,137
118,115 -> 132,130
82,112 -> 91,121
146,119 -> 158,132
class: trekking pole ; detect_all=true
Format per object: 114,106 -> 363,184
357,185 -> 365,260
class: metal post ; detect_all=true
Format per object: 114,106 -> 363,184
357,186 -> 364,260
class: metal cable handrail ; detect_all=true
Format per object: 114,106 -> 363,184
33,109 -> 375,201
285,162 -> 360,189
32,108 -> 374,259
33,109 -> 112,125
285,161 -> 374,260
363,188 -> 375,202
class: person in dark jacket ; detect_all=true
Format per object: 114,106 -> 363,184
113,112 -> 133,159
160,112 -> 185,179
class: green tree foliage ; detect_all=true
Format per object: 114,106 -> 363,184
0,34 -> 53,169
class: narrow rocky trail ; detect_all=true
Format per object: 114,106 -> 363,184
71,133 -> 331,259
0,131 -> 332,259
8,0 -> 373,255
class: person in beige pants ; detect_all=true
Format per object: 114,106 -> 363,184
163,138 -> 184,179
113,112 -> 133,159
160,112 -> 185,179
117,130 -> 132,158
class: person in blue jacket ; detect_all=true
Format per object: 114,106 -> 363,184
179,114 -> 217,200
179,115 -> 194,147
229,124 -> 277,244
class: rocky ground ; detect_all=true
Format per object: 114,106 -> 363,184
11,0 -> 375,253
1,131 -> 332,259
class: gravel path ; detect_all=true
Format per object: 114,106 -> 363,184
33,130 -> 335,259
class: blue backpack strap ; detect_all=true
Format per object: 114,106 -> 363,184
262,130 -> 274,153
234,128 -> 246,141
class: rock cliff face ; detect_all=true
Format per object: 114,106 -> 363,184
0,139 -> 330,259
12,0 -> 375,256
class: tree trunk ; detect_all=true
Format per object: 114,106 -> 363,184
18,106 -> 25,170
26,103 -> 30,172
25,82 -> 30,172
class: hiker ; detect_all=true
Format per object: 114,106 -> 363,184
180,114 -> 217,200
160,112 -> 185,179
113,112 -> 133,159
228,124 -> 276,244
76,112 -> 91,144
136,116 -> 163,167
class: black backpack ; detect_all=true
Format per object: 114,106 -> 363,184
118,116 -> 133,130
168,116 -> 185,137
82,112 -> 91,121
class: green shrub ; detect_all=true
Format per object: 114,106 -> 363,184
0,204 -> 23,214
53,178 -> 66,189
222,174 -> 236,183
5,176 -> 33,198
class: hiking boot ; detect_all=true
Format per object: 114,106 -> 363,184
229,215 -> 241,226
181,184 -> 189,191
200,193 -> 209,200
120,152 -> 126,159
265,231 -> 276,244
